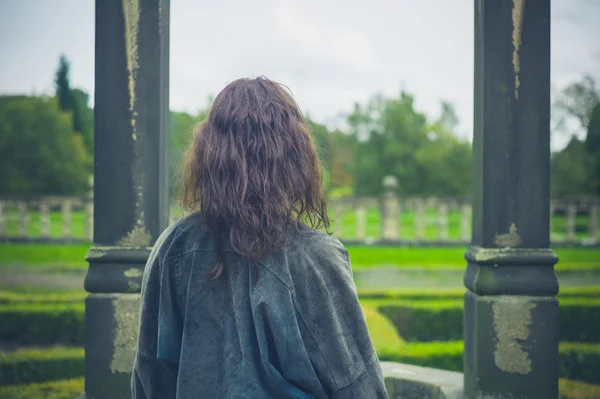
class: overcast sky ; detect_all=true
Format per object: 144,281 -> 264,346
1,0 -> 599,150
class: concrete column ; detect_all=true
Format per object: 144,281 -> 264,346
81,0 -> 170,398
464,1 -> 559,398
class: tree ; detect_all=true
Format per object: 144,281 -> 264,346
71,88 -> 94,152
55,55 -> 73,112
0,96 -> 92,195
553,74 -> 599,137
551,136 -> 593,197
586,103 -> 600,194
54,55 -> 94,153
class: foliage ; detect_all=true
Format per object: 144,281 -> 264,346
0,96 -> 92,195
586,103 -> 600,195
1,243 -> 599,271
0,378 -> 84,399
0,347 -> 84,386
357,286 -> 600,301
347,94 -> 472,196
551,136 -> 594,196
169,108 -> 208,197
0,303 -> 84,345
367,298 -> 600,343
551,75 -> 600,197
362,305 -> 404,356
54,55 -> 93,153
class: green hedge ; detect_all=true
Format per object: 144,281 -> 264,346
365,298 -> 600,343
0,347 -> 84,386
358,286 -> 600,301
0,290 -> 87,305
377,341 -> 600,385
0,377 -> 84,399
0,304 -> 84,345
2,343 -> 599,387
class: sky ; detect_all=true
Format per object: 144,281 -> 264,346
0,0 -> 599,150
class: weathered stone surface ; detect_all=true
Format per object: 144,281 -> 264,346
382,361 -> 464,399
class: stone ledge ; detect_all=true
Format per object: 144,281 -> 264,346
382,361 -> 464,399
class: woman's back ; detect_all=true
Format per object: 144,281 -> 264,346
131,77 -> 388,398
132,214 -> 387,398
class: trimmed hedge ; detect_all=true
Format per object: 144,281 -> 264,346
0,377 -> 84,399
0,376 -> 597,399
0,347 -> 84,386
377,341 -> 600,385
358,286 -> 600,301
0,303 -> 84,346
1,297 -> 598,346
0,290 -> 87,305
364,298 -> 600,343
2,343 -> 599,387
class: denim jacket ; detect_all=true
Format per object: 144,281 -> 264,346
131,213 -> 388,398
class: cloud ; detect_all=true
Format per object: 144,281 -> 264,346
272,1 -> 382,73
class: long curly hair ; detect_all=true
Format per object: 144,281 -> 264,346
181,77 -> 329,279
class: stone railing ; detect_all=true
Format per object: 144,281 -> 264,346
328,195 -> 600,246
0,196 -> 93,243
0,195 -> 598,246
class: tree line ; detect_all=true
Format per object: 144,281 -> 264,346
0,56 -> 598,199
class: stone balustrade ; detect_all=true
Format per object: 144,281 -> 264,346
0,195 -> 598,246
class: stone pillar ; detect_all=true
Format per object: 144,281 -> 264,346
356,204 -> 366,241
81,0 -> 170,398
18,201 -> 28,240
590,203 -> 598,243
62,200 -> 72,242
460,203 -> 470,243
40,202 -> 50,240
382,176 -> 399,241
0,201 -> 5,239
414,200 -> 424,241
464,1 -> 559,398
437,202 -> 448,241
566,204 -> 576,243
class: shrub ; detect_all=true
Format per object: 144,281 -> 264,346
366,298 -> 600,343
376,341 -> 600,385
0,303 -> 84,345
0,377 -> 83,399
0,347 -> 84,386
358,286 -> 600,301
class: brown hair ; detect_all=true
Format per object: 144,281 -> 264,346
181,77 -> 329,279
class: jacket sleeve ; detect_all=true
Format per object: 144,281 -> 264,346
296,238 -> 389,398
131,225 -> 181,399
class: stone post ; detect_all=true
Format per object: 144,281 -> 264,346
382,175 -> 399,241
356,204 -> 366,241
590,203 -> 598,243
0,201 -> 4,239
62,200 -> 72,242
464,1 -> 559,398
566,204 -> 576,243
438,202 -> 448,241
81,0 -> 170,398
460,203 -> 470,243
18,201 -> 28,240
40,202 -> 50,240
414,200 -> 424,241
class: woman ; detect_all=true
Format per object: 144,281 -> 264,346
131,77 -> 388,398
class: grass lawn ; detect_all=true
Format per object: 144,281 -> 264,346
0,243 -> 599,271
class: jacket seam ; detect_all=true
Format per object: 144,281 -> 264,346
256,261 -> 340,390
